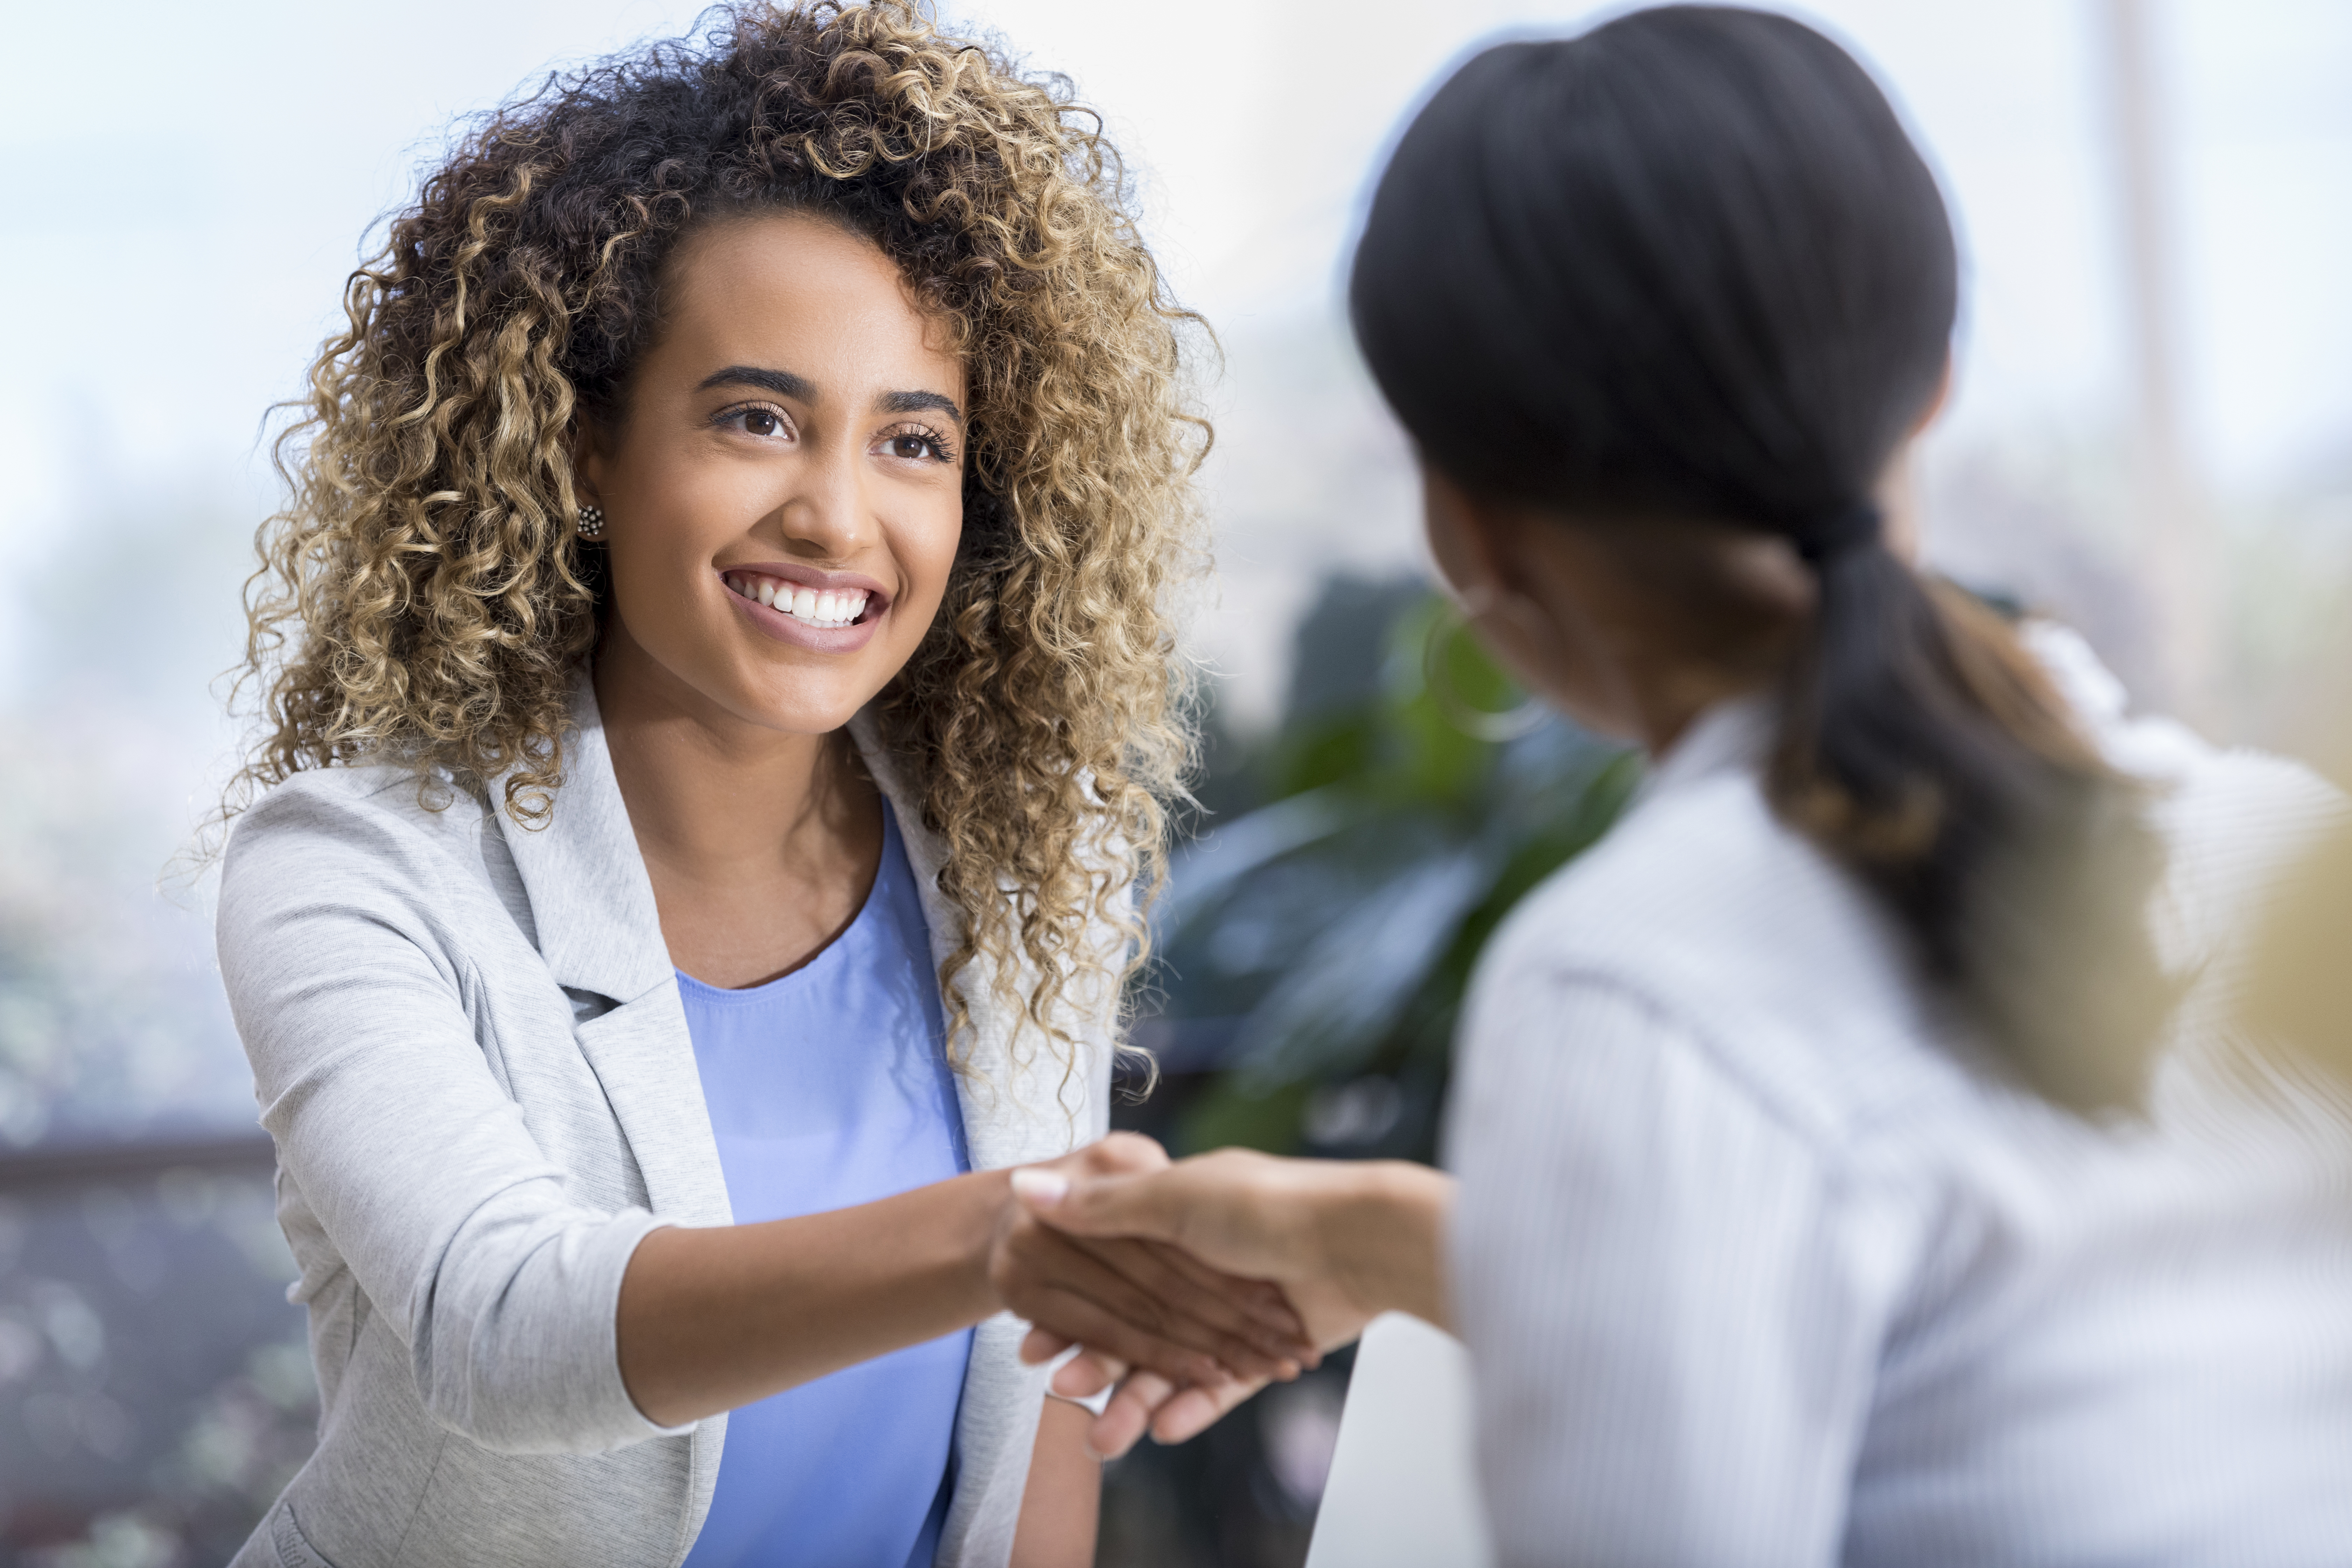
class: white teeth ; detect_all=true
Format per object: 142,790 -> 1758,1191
729,573 -> 871,626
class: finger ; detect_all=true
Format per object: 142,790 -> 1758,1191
1152,1380 -> 1255,1446
1051,1348 -> 1122,1400
1140,1238 -> 1301,1327
1012,1165 -> 1188,1246
1041,1233 -> 1301,1380
1015,1283 -> 1229,1388
1148,1242 -> 1315,1347
1080,1131 -> 1170,1175
1090,1370 -> 1176,1461
1089,1238 -> 1314,1368
1008,1190 -> 1318,1372
1001,1222 -> 1261,1379
1020,1326 -> 1074,1366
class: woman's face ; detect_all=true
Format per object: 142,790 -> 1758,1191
580,210 -> 966,735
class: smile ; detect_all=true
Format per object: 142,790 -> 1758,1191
723,571 -> 872,629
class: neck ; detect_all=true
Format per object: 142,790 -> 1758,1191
1626,669 -> 1741,757
593,623 -> 866,888
1508,528 -> 1794,759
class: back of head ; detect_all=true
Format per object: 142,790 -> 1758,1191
1352,5 -> 2169,1112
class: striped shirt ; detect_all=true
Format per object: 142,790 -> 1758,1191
1444,628 -> 2352,1566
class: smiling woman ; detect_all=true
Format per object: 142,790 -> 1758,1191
204,6 -> 1307,1568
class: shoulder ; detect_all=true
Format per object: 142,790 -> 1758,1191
2025,618 -> 2342,866
226,762 -> 491,868
2024,620 -> 2348,968
1467,765 -> 1955,1148
1484,764 -> 1911,1023
2127,724 -> 2344,974
219,763 -> 506,940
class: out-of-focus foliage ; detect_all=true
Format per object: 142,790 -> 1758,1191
1136,576 -> 1638,1164
1098,576 -> 1634,1568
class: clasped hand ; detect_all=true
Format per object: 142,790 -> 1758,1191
989,1136 -> 1424,1460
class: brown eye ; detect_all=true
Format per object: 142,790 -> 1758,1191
888,434 -> 932,461
743,409 -> 782,438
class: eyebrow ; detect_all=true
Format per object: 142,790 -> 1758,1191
695,366 -> 962,426
877,389 -> 964,426
697,365 -> 815,401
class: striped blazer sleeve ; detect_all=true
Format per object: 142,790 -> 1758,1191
1446,971 -> 1932,1568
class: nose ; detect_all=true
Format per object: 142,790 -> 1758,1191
770,430 -> 867,561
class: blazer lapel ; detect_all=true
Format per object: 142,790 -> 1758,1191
572,987 -> 730,1228
494,674 -> 731,1228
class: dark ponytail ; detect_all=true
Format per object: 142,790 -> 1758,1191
1351,5 -> 2168,1111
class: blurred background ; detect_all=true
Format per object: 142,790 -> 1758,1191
0,1 -> 2346,1563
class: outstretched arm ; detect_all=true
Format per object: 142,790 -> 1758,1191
621,1134 -> 1317,1427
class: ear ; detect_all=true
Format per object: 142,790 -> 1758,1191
1876,353 -> 1953,566
1912,351 -> 1954,437
570,419 -> 609,507
1421,465 -> 1531,604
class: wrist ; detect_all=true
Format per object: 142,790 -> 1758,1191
1331,1161 -> 1452,1330
966,1167 -> 1020,1315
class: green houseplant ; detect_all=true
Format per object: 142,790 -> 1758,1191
1130,579 -> 1640,1166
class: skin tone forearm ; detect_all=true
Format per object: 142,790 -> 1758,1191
1011,1399 -> 1102,1568
618,1169 -> 1010,1427
1300,1158 -> 1455,1332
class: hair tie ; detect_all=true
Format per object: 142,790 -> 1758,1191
1795,500 -> 1882,565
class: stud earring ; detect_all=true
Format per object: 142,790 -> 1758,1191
576,504 -> 606,540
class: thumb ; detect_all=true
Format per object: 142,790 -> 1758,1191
1010,1166 -> 1181,1243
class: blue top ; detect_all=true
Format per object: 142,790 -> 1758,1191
677,800 -> 974,1568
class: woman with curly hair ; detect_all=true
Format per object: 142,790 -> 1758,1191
212,5 -> 1311,1564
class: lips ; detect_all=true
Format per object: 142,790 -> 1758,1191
717,562 -> 891,654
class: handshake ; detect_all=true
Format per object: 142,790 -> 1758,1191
986,1133 -> 1454,1459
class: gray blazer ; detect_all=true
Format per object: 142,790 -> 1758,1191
217,679 -> 1114,1568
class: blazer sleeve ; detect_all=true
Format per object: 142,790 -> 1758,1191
217,779 -> 684,1456
1446,969 -> 1932,1567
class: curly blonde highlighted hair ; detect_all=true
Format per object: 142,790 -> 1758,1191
233,0 -> 1205,1071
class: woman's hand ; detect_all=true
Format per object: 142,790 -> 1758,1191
1004,1149 -> 1457,1456
988,1134 -> 1320,1391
